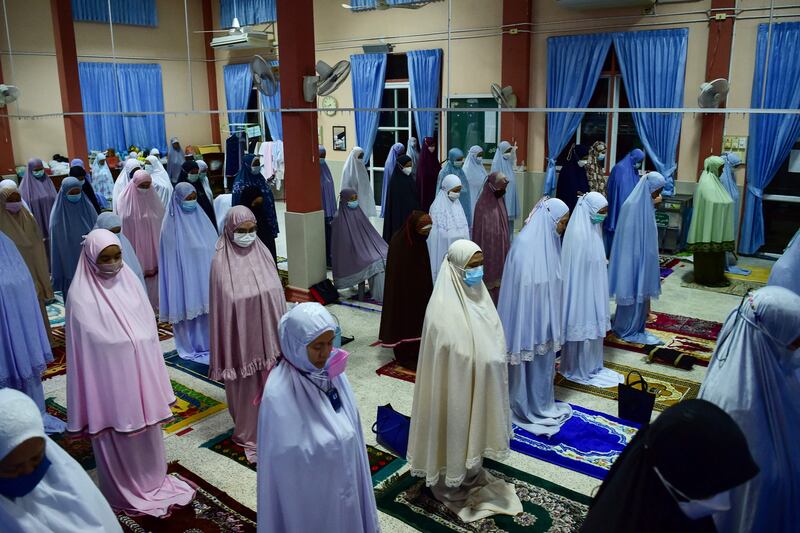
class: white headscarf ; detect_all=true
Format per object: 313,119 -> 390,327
0,179 -> 31,213
341,147 -> 376,218
196,160 -> 214,201
145,155 -> 173,208
491,140 -> 519,220
427,174 -> 469,282
0,389 -> 122,533
111,158 -> 142,210
462,145 -> 486,220
89,153 -> 114,202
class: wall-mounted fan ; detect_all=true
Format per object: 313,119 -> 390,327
0,84 -> 20,107
303,60 -> 351,103
491,83 -> 517,108
698,79 -> 730,108
251,55 -> 279,97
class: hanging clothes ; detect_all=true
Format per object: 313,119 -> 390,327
167,136 -> 185,183
768,228 -> 800,295
608,172 -> 666,345
90,152 -> 115,204
436,148 -> 472,228
320,146 -> 338,267
462,145 -> 487,222
381,154 -> 419,243
224,133 -> 244,183
256,303 -> 380,533
272,140 -> 285,190
417,136 -> 440,211
111,158 -> 143,209
555,144 -> 590,213
260,141 -> 275,182
719,152 -> 745,270
380,142 -> 406,217
49,177 -> 98,300
145,154 -> 173,209
407,136 -> 420,178
19,158 -> 56,259
232,154 -> 279,262
378,211 -> 434,370
560,192 -> 622,387
210,206 -> 285,463
604,148 -> 645,252
471,172 -> 510,304
586,141 -> 608,195
341,147 -> 377,218
94,212 -> 145,290
70,160 -> 106,212
177,160 -> 217,230
427,175 -> 469,283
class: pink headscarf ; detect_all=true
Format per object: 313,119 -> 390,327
472,171 -> 510,294
117,170 -> 165,276
65,229 -> 174,435
209,206 -> 285,381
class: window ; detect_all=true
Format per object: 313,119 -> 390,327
762,137 -> 800,253
72,0 -> 158,26
446,96 -> 500,162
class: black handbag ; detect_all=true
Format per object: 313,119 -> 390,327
309,279 -> 339,305
372,404 -> 411,459
618,370 -> 656,425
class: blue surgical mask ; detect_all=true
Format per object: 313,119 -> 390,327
32,170 -> 45,179
463,265 -> 484,287
590,213 -> 607,224
66,193 -> 82,203
181,199 -> 198,212
634,162 -> 642,169
0,456 -> 51,500
597,153 -> 606,162
347,200 -> 359,209
187,173 -> 199,183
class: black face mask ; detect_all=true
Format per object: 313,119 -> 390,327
493,189 -> 506,199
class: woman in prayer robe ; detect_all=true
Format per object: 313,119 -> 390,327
378,211 -> 433,369
462,145 -> 487,221
381,154 -> 418,243
768,228 -> 800,295
210,206 -> 285,463
491,141 -> 520,239
582,399 -> 758,533
144,154 -> 173,209
90,152 -> 115,204
331,189 -> 388,301
320,146 -> 338,266
177,160 -> 216,229
0,180 -> 30,212
417,136 -> 440,211
0,232 -> 65,434
341,147 -> 377,218
167,136 -> 184,183
719,152 -> 746,271
608,171 -> 666,345
69,161 -> 105,212
19,158 -> 56,259
436,148 -> 472,228
698,286 -> 800,533
380,142 -> 406,217
556,144 -> 590,213
66,229 -> 195,517
0,187 -> 53,340
116,169 -> 165,310
49,177 -> 98,300
604,148 -> 644,253
407,136 -> 420,177
111,158 -> 142,209
427,174 -> 470,282
408,240 -> 522,522
498,198 -> 572,436
0,389 -> 122,533
472,171 -> 510,304
586,141 -> 608,194
195,160 -> 214,201
158,183 -> 217,364
256,303 -> 379,533
687,156 -> 735,286
232,155 -> 279,262
93,212 -> 145,289
560,192 -> 623,386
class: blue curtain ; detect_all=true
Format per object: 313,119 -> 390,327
224,63 -> 254,134
350,53 -> 387,161
116,64 -> 167,153
261,61 -> 282,140
408,49 -> 442,142
350,0 -> 377,11
78,63 -> 126,152
613,29 -> 688,197
739,22 -> 800,254
72,0 -> 157,26
219,0 -> 276,25
544,34 -> 612,197
387,0 -> 432,5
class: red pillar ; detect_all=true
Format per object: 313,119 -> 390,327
201,0 -> 221,146
0,59 -> 15,174
51,0 -> 88,159
501,0 -> 532,164
697,0 -> 736,176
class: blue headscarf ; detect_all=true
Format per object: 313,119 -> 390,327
232,154 -> 279,238
380,142 -> 406,218
491,140 -> 520,220
436,148 -> 472,227
94,212 -> 145,290
158,182 -> 218,324
604,148 -> 645,241
720,152 -> 743,237
319,146 -> 337,219
49,176 -> 98,298
768,228 -> 800,296
608,171 -> 665,306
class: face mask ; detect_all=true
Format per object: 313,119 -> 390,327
233,232 -> 257,248
454,160 -> 464,168
32,170 -> 45,179
427,146 -> 435,153
590,213 -> 607,224
66,193 -> 82,203
634,162 -> 642,169
653,195 -> 663,206
181,199 -> 198,212
97,259 -> 123,278
5,201 -> 22,214
503,152 -> 512,160
597,153 -> 606,162
493,189 -> 506,199
402,167 -> 413,176
187,173 -> 199,183
654,467 -> 731,520
144,164 -> 153,172
347,200 -> 359,209
326,348 -> 350,379
577,160 -> 588,168
137,186 -> 149,193
420,224 -> 432,232
448,191 -> 460,201
198,172 -> 207,181
0,456 -> 51,500
463,265 -> 484,287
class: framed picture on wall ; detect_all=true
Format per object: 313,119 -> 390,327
333,126 -> 347,151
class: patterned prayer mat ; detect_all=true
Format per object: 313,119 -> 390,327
659,256 -> 681,281
117,462 -> 257,533
681,272 -> 765,297
555,361 -> 700,412
47,297 -> 65,328
201,429 -> 405,486
42,345 -> 67,381
376,360 -> 417,384
45,398 -> 95,470
375,458 -> 591,532
726,265 -> 771,284
163,380 -> 227,434
164,350 -> 224,389
510,404 -> 638,480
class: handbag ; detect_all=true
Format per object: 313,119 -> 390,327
309,279 -> 339,305
372,404 -> 411,459
618,370 -> 656,425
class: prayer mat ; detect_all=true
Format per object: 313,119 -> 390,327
510,404 -> 639,480
659,256 -> 681,280
726,265 -> 771,284
45,398 -> 95,470
681,272 -> 765,297
555,361 -> 700,412
117,462 -> 257,533
163,380 -> 227,434
164,350 -> 224,389
375,458 -> 591,532
201,429 -> 405,487
51,322 -> 172,347
157,321 -> 175,341
47,297 -> 65,328
42,345 -> 67,380
376,360 -> 417,384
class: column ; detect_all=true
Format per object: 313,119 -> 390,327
201,0 -> 221,146
0,58 -> 15,174
500,0 -> 532,164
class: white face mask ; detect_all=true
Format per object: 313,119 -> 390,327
144,164 -> 154,172
427,146 -> 436,153
577,160 -> 588,168
233,232 -> 257,248
448,191 -> 460,201
402,167 -> 413,176
503,152 -> 512,160
454,160 -> 464,168
654,467 -> 732,520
